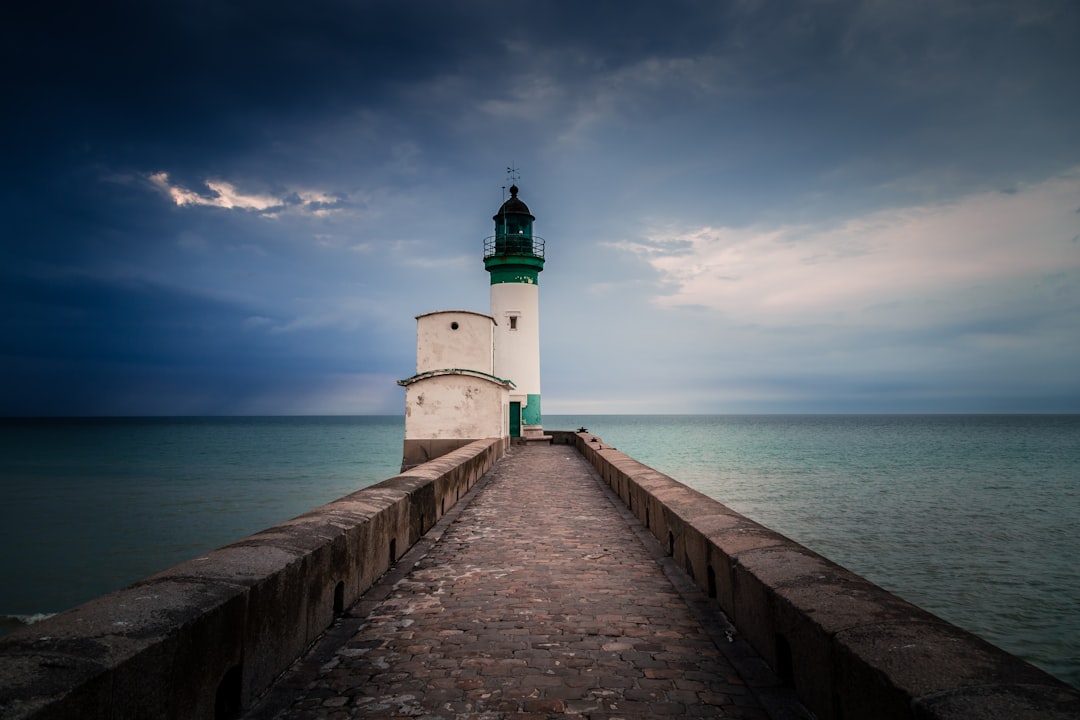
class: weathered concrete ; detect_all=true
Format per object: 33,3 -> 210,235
401,437 -> 507,472
0,439 -> 503,720
574,432 -> 1080,720
245,443 -> 783,719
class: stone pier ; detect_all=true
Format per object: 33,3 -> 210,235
5,435 -> 1077,720
244,444 -> 799,720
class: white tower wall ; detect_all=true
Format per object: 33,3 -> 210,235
490,282 -> 541,398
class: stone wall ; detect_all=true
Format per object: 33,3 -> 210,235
573,431 -> 1080,720
401,435 -> 509,471
0,439 -> 503,720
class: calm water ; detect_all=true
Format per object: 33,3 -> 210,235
1,414 -> 1077,688
0,417 -> 403,622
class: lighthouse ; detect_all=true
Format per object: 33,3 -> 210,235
484,184 -> 545,439
398,180 -> 548,469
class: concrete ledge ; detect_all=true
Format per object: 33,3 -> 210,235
573,431 -> 1080,720
400,436 -> 506,471
0,439 -> 503,720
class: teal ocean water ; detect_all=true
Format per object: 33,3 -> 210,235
1,414 -> 1077,688
0,417 -> 403,624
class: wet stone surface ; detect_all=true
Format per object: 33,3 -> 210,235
253,444 -> 768,719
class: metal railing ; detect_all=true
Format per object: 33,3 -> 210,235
483,235 -> 545,260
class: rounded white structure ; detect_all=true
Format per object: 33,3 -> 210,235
398,310 -> 512,469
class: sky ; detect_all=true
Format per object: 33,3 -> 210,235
3,0 -> 1079,416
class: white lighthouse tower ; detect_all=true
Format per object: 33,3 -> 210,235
398,179 -> 548,469
484,184 -> 546,440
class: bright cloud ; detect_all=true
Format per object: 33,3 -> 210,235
148,173 -> 346,217
620,171 -> 1080,329
149,172 -> 281,210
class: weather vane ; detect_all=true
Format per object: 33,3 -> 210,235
506,164 -> 520,184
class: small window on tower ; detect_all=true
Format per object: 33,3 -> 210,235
509,316 -> 518,330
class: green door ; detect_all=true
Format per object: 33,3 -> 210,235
509,402 -> 521,438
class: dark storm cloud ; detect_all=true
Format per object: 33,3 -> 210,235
5,1 -> 457,179
0,268 -> 404,415
8,1 -> 1077,190
0,271 -> 253,363
0,271 -> 258,414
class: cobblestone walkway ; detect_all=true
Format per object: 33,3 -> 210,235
249,444 -> 771,719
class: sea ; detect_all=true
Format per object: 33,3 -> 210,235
0,414 -> 1076,689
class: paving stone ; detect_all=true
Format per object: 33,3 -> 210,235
245,444 -> 772,719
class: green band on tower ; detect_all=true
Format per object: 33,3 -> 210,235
485,261 -> 542,285
523,394 -> 542,426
